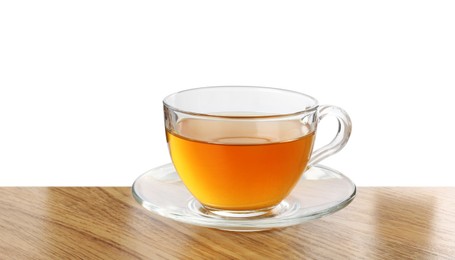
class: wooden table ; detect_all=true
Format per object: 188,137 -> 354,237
0,187 -> 454,259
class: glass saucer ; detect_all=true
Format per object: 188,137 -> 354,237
132,163 -> 356,232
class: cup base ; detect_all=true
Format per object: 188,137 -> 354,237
192,201 -> 289,220
186,199 -> 298,231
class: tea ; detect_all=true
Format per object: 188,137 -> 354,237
166,118 -> 315,210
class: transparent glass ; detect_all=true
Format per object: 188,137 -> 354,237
162,86 -> 352,216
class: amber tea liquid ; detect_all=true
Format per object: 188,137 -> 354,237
167,118 -> 315,210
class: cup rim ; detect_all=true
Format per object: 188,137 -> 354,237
163,86 -> 319,119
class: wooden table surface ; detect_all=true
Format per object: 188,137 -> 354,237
0,187 -> 454,259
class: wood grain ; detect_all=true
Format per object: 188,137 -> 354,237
0,187 -> 454,259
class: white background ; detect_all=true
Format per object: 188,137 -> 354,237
1,1 -> 454,186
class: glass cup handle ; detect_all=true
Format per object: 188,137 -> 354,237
308,105 -> 352,167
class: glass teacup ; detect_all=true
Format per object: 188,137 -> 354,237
163,86 -> 351,216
